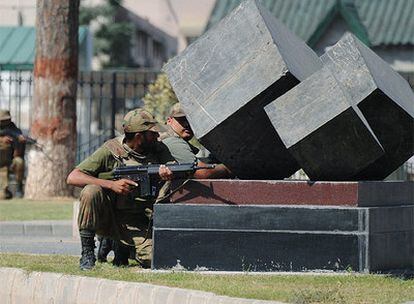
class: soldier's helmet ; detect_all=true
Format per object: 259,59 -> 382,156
0,109 -> 11,127
0,109 -> 11,122
169,103 -> 186,118
122,108 -> 166,133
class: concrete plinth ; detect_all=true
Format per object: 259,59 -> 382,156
163,0 -> 321,179
153,180 -> 414,272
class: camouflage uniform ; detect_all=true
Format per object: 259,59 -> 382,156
161,125 -> 198,164
0,110 -> 25,199
161,103 -> 216,164
76,110 -> 174,268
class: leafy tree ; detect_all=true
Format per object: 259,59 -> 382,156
79,0 -> 134,68
143,73 -> 179,122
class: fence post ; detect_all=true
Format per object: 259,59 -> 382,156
111,72 -> 117,139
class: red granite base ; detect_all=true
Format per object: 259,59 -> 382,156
170,180 -> 414,207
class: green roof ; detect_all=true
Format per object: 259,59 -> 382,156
0,26 -> 89,71
205,0 -> 414,47
356,0 -> 414,45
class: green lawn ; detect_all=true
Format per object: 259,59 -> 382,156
1,200 -> 413,303
0,253 -> 413,304
0,198 -> 73,221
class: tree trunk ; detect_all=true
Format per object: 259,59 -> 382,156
25,0 -> 80,199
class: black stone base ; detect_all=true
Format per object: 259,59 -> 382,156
152,203 -> 414,272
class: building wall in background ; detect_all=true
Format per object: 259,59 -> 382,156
314,16 -> 414,73
0,0 -> 36,26
0,0 -> 181,70
169,0 -> 216,44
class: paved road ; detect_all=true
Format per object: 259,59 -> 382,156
0,220 -> 82,256
0,235 -> 80,255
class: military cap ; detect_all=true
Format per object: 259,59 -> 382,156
169,103 -> 186,118
122,108 -> 166,133
0,109 -> 11,122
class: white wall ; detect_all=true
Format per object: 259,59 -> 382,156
169,0 -> 215,39
314,16 -> 414,73
0,0 -> 36,26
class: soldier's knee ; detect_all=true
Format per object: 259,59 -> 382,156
80,185 -> 104,205
12,156 -> 24,167
11,157 -> 24,176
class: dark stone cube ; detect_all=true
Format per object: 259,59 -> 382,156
265,67 -> 385,180
265,33 -> 414,181
321,33 -> 414,180
163,0 -> 321,179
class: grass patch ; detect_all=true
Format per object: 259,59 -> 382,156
0,198 -> 73,221
0,253 -> 413,303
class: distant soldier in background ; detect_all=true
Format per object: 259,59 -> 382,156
0,110 -> 26,199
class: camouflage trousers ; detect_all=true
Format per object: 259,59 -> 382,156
0,156 -> 25,199
10,156 -> 24,183
78,184 -> 153,267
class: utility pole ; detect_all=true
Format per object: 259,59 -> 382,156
25,0 -> 80,198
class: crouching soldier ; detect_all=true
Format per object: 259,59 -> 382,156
67,108 -> 174,270
0,110 -> 26,199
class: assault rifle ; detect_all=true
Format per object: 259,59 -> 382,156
0,128 -> 37,145
99,162 -> 215,197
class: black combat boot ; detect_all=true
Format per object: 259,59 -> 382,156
97,236 -> 113,263
79,229 -> 96,270
4,187 -> 13,199
14,182 -> 24,198
112,240 -> 129,267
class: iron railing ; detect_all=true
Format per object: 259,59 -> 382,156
0,69 -> 158,163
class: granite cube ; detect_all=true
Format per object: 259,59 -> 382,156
265,67 -> 385,180
164,0 -> 322,179
321,33 -> 414,179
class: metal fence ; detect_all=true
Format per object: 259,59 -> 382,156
76,70 -> 158,162
0,69 -> 158,163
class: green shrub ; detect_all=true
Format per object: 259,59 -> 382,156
143,73 -> 178,123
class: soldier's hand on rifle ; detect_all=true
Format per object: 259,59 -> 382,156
17,135 -> 26,144
0,135 -> 13,145
110,179 -> 138,195
159,164 -> 173,181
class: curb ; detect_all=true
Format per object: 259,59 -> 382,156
0,267 -> 287,304
0,221 -> 72,237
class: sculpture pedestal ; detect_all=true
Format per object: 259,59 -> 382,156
152,180 -> 414,272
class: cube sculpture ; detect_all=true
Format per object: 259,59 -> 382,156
163,0 -> 322,179
265,33 -> 414,180
321,33 -> 414,180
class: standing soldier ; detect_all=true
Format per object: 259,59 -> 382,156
0,110 -> 26,199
